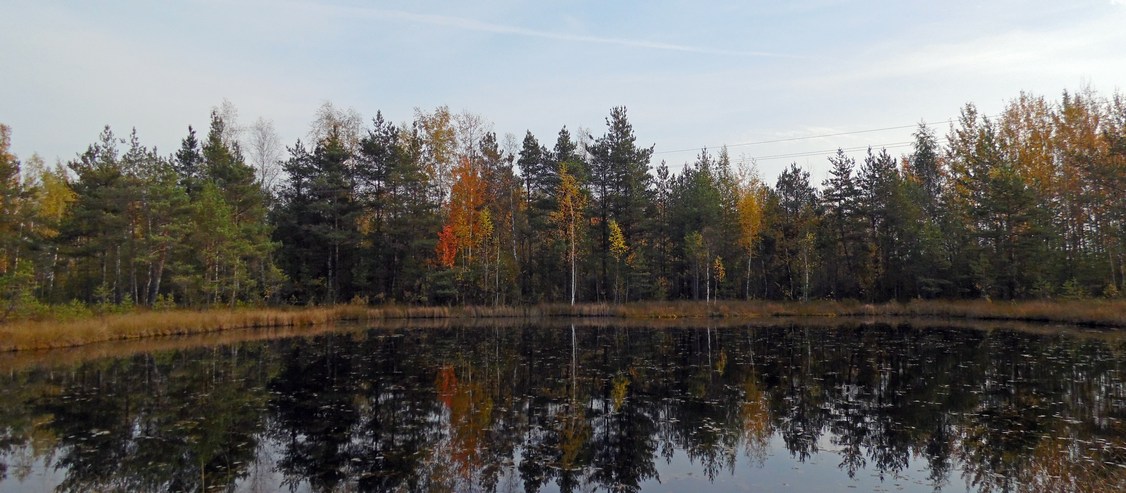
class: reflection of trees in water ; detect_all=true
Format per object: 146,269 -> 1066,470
16,347 -> 272,492
1,324 -> 1125,491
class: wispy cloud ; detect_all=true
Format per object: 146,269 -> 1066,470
327,4 -> 791,58
796,12 -> 1126,89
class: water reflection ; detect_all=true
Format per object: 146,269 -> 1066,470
2,323 -> 1126,492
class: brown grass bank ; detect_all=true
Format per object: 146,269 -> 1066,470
590,299 -> 1126,327
2,299 -> 1124,352
0,304 -> 588,351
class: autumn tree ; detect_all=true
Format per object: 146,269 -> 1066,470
608,219 -> 627,303
736,162 -> 768,299
550,163 -> 588,305
22,155 -> 76,302
415,106 -> 457,206
1051,89 -> 1111,295
437,155 -> 490,303
948,109 -> 1050,299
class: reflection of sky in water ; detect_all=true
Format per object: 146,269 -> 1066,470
0,323 -> 1124,492
0,455 -> 58,493
0,434 -> 950,493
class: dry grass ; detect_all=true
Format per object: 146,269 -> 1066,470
2,299 -> 1125,352
610,299 -> 1126,327
0,308 -> 327,352
834,299 -> 1126,327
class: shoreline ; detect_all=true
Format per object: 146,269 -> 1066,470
2,299 -> 1125,352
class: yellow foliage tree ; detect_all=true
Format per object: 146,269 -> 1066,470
736,166 -> 767,299
550,163 -> 588,305
608,218 -> 627,303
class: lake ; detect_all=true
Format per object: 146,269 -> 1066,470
1,321 -> 1124,492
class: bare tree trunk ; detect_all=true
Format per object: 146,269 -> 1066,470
762,257 -> 768,299
114,245 -> 122,304
706,253 -> 712,304
570,222 -> 577,305
231,258 -> 240,308
746,252 -> 752,300
147,244 -> 167,306
495,239 -> 501,306
802,245 -> 810,302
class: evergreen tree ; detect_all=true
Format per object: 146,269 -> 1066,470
588,107 -> 653,301
668,149 -> 724,299
198,111 -> 277,305
0,124 -> 35,319
767,164 -> 820,300
517,131 -> 554,301
61,126 -> 132,304
120,129 -> 190,305
857,148 -> 908,300
352,114 -> 442,303
274,126 -> 359,304
819,149 -> 864,298
174,126 -> 203,196
908,123 -> 943,213
903,124 -> 951,298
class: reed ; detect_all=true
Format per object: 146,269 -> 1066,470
2,299 -> 1124,352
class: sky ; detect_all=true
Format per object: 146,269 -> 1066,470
3,0 -> 1125,184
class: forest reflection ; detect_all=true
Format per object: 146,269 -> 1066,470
2,323 -> 1126,492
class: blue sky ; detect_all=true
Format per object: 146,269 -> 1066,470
3,0 -> 1125,183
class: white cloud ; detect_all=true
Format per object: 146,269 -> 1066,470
796,11 -> 1126,91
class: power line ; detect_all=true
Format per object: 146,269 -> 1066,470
652,116 -> 982,156
751,141 -> 914,162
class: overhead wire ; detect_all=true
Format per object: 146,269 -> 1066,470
652,114 -> 1000,163
752,142 -> 914,161
653,121 -> 952,155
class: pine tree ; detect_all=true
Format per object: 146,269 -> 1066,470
199,111 -> 276,305
769,164 -> 819,300
517,131 -> 553,301
588,107 -> 653,301
61,126 -> 132,304
0,124 -> 35,319
820,149 -> 864,298
857,148 -> 905,300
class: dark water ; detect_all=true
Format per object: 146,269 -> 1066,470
2,322 -> 1126,492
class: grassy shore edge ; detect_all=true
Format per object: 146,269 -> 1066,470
2,299 -> 1125,352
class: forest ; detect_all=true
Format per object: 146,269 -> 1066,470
1,88 -> 1125,316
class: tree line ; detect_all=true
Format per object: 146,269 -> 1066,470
1,88 -> 1124,314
